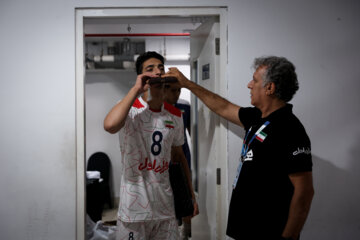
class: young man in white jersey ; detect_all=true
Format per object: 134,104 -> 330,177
104,51 -> 198,240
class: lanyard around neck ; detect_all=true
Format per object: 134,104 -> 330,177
241,121 -> 270,161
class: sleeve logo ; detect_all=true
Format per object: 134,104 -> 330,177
293,147 -> 311,156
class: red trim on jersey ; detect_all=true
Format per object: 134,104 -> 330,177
164,102 -> 182,117
132,98 -> 144,109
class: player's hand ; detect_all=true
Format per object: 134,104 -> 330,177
163,67 -> 190,88
134,72 -> 158,95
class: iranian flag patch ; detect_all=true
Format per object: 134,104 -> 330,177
256,131 -> 267,142
164,120 -> 174,129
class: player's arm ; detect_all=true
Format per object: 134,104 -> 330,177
281,171 -> 314,239
163,67 -> 244,128
171,145 -> 199,217
104,73 -> 154,134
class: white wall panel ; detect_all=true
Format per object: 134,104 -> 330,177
226,0 -> 360,239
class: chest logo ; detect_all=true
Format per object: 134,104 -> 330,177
255,131 -> 267,142
164,120 -> 174,129
138,158 -> 169,174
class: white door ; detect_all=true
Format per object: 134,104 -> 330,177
190,19 -> 225,240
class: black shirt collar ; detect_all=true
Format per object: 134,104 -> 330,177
261,104 -> 293,121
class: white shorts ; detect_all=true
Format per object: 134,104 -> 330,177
116,217 -> 179,240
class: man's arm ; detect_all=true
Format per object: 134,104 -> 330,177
171,145 -> 199,217
104,73 -> 154,134
282,171 -> 314,239
164,68 -> 244,127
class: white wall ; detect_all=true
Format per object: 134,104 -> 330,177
0,1 -> 77,240
1,0 -> 359,239
226,0 -> 360,239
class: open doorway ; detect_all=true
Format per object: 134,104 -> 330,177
76,7 -> 228,240
83,17 -> 200,224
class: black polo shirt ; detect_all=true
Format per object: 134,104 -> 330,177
226,104 -> 312,240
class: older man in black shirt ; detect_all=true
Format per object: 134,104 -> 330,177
164,56 -> 314,240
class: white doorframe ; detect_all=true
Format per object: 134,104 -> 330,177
75,7 -> 228,240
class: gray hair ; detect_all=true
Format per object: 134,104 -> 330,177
253,56 -> 299,102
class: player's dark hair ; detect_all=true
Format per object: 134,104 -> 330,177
135,51 -> 165,75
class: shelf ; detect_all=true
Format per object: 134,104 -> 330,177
86,68 -> 135,73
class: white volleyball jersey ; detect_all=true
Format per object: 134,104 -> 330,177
118,96 -> 184,222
